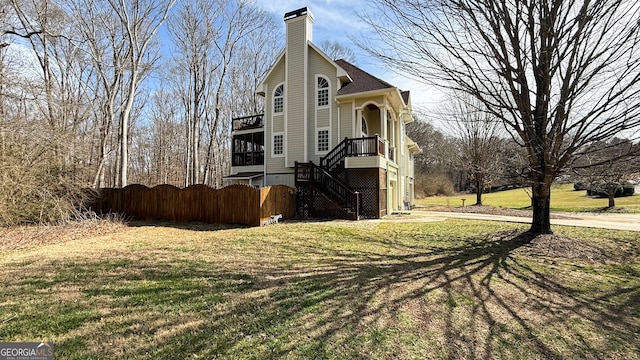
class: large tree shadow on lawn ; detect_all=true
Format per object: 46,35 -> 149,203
232,230 -> 639,359
33,226 -> 639,359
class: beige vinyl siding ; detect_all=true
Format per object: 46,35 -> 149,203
354,96 -> 385,109
316,108 -> 330,128
272,114 -> 285,133
267,131 -> 286,173
339,102 -> 354,139
265,173 -> 295,187
269,58 -> 286,88
345,156 -> 387,169
286,18 -> 307,168
307,48 -> 339,162
264,58 -> 287,175
230,165 -> 263,174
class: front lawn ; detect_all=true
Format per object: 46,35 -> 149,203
1,220 -> 638,359
417,183 -> 640,213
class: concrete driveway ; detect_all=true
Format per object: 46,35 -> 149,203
384,209 -> 640,232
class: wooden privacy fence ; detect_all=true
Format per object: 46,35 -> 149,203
90,184 -> 296,227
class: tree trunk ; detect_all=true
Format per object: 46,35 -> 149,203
474,173 -> 483,205
119,72 -> 138,188
608,187 -> 616,208
530,178 -> 553,234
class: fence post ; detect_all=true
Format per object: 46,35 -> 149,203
355,191 -> 360,220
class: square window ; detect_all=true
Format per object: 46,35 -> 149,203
318,89 -> 328,107
274,134 -> 283,155
274,97 -> 283,113
318,129 -> 329,152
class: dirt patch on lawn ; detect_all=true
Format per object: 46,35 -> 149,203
494,229 -> 607,261
418,204 -> 577,219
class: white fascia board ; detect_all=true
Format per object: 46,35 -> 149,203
256,49 -> 285,96
308,41 -> 351,82
335,88 -> 393,101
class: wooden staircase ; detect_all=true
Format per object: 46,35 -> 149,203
294,136 -> 386,220
294,161 -> 360,220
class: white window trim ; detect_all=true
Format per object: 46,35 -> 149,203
315,75 -> 330,109
272,132 -> 284,157
401,122 -> 405,155
316,127 -> 330,155
361,116 -> 368,137
273,83 -> 284,115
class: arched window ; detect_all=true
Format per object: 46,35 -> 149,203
317,77 -> 329,107
273,84 -> 284,113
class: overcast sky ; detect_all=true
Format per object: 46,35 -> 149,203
253,1 -> 443,115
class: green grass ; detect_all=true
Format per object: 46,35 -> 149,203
417,183 -> 640,212
1,220 -> 639,359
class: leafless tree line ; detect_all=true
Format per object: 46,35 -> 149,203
0,0 -> 279,224
407,108 -> 529,200
1,0 -> 279,186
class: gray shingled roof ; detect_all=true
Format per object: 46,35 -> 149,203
335,59 -> 395,96
335,59 -> 410,105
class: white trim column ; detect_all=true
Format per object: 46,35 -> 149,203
356,108 -> 363,137
382,108 -> 388,158
381,108 -> 388,140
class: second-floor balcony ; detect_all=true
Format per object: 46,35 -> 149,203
233,114 -> 264,132
321,135 -> 389,171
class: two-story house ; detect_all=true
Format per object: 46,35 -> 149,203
224,7 -> 420,219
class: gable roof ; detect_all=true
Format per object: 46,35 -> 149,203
335,59 -> 395,96
257,50 -> 411,107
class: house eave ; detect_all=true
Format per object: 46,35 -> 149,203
336,88 -> 409,112
335,88 -> 394,101
406,136 -> 422,154
307,41 -> 351,82
223,171 -> 264,180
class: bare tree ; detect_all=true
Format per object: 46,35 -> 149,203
167,0 -> 218,186
319,40 -> 357,63
574,139 -> 640,208
406,115 -> 449,175
229,26 -> 281,117
144,88 -> 184,186
72,0 -> 174,187
406,114 -> 464,195
443,94 -> 503,205
360,0 -> 640,234
168,0 -> 277,187
201,1 -> 276,187
1,0 -> 48,46
72,0 -> 126,188
107,0 -> 175,187
0,8 -> 92,224
6,0 -> 91,149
